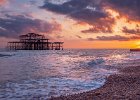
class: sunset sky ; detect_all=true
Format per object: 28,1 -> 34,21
0,0 -> 140,48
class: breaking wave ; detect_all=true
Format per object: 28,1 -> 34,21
0,54 -> 13,57
0,77 -> 105,99
87,58 -> 105,66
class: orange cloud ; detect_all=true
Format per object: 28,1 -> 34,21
104,8 -> 140,34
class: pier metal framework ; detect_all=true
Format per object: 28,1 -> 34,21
8,33 -> 64,50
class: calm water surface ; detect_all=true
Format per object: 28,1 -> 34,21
0,49 -> 140,99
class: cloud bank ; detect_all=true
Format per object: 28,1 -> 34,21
107,0 -> 140,20
0,14 -> 60,38
41,0 -> 140,34
41,0 -> 115,33
87,35 -> 140,41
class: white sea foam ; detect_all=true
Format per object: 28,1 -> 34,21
0,49 -> 140,99
87,58 -> 105,66
0,77 -> 105,99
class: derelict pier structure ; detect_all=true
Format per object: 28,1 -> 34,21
8,33 -> 64,50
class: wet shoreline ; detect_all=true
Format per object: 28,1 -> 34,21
0,50 -> 140,99
49,62 -> 140,100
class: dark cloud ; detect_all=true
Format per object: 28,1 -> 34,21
82,25 -> 113,33
130,36 -> 140,40
80,17 -> 114,33
76,35 -> 82,39
96,35 -> 129,41
87,38 -> 95,41
41,0 -> 106,22
56,35 -> 64,39
107,0 -> 140,20
41,0 -> 140,34
122,27 -> 140,34
41,0 -> 114,33
29,0 -> 37,5
87,35 -> 140,41
0,14 -> 59,38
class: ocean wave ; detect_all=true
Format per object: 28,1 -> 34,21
87,58 -> 105,66
0,54 -> 13,57
0,77 -> 105,99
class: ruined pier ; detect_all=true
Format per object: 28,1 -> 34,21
8,33 -> 64,50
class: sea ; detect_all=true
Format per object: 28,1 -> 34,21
0,49 -> 140,100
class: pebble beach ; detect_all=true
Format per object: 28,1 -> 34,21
49,61 -> 140,100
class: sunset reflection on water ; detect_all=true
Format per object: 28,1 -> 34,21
0,49 -> 139,99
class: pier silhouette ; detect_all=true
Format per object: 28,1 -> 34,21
8,33 -> 64,50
